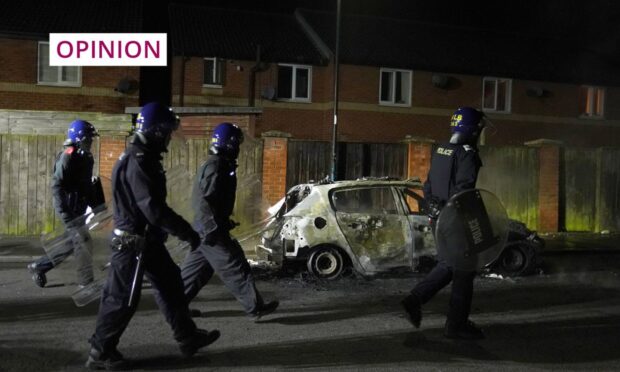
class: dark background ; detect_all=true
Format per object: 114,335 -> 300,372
141,0 -> 620,104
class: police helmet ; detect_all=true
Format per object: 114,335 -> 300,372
211,122 -> 244,158
67,120 -> 98,144
449,107 -> 485,145
135,102 -> 180,151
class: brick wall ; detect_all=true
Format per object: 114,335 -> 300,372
180,115 -> 253,138
529,141 -> 562,232
405,138 -> 434,182
261,133 -> 290,205
0,38 -> 139,113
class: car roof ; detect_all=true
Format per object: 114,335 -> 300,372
290,178 -> 423,193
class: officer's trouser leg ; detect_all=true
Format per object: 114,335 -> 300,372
90,245 -> 142,353
446,269 -> 476,326
204,236 -> 262,314
146,243 -> 197,342
181,247 -> 216,303
411,260 -> 453,304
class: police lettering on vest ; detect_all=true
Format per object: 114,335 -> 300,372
436,147 -> 454,156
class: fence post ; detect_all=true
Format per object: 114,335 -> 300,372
261,131 -> 291,206
525,139 -> 563,233
403,136 -> 434,182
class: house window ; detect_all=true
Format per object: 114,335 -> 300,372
379,68 -> 412,106
203,57 -> 224,86
277,64 -> 311,102
37,42 -> 81,86
482,77 -> 512,113
581,86 -> 605,118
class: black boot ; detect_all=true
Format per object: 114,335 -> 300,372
27,263 -> 47,288
178,329 -> 221,357
85,347 -> 130,370
401,294 -> 422,328
248,300 -> 279,322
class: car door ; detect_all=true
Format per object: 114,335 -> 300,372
332,186 -> 412,274
398,187 -> 436,264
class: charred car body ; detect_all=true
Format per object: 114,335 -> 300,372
256,179 -> 543,279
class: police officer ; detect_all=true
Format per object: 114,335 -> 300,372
181,122 -> 278,321
27,120 -> 100,288
86,103 -> 219,370
402,107 -> 486,340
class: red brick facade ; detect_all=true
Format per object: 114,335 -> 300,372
529,141 -> 562,232
261,133 -> 290,206
0,38 -> 139,113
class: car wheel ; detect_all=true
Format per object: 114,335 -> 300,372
492,241 -> 538,277
307,246 -> 344,280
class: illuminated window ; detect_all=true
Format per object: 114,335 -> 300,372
379,68 -> 412,106
203,57 -> 224,86
482,77 -> 511,113
37,42 -> 81,86
277,64 -> 312,102
581,86 -> 605,118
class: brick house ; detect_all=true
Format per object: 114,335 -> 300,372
0,2 -> 618,234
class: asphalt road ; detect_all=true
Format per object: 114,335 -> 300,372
1,249 -> 619,371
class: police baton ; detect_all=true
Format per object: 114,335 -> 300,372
128,250 -> 143,308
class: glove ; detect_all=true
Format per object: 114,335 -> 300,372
227,219 -> 240,231
180,229 -> 201,251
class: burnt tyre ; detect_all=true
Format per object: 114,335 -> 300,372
491,241 -> 539,277
307,246 -> 344,280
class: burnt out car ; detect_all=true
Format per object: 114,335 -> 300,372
256,179 -> 543,279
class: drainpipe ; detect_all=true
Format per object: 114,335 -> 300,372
179,53 -> 189,106
248,44 -> 262,107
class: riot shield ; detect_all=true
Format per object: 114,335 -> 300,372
41,205 -> 114,306
434,189 -> 508,271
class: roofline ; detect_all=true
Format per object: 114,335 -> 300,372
124,106 -> 263,115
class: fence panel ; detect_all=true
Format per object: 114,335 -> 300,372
0,134 -> 65,236
563,148 -> 598,231
598,148 -> 620,232
286,140 -> 332,189
477,146 -> 539,229
287,141 -> 408,188
564,147 -> 620,232
164,137 -> 263,232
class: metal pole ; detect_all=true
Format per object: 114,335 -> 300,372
330,0 -> 342,181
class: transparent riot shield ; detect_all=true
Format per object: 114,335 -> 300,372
40,204 -> 114,306
435,189 -> 509,272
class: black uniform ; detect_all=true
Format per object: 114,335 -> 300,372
412,142 -> 482,329
181,152 -> 263,315
30,145 -> 96,285
89,139 -> 202,355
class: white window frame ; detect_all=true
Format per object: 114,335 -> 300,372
37,41 -> 81,87
582,86 -> 605,119
482,77 -> 512,113
379,68 -> 412,107
277,63 -> 312,103
203,57 -> 223,88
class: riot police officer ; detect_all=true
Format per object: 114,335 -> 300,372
402,107 -> 486,340
86,103 -> 219,370
181,122 -> 278,321
27,120 -> 100,288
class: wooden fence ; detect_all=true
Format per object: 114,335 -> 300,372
564,147 -> 620,232
286,140 -> 408,189
0,135 -> 262,236
477,146 -> 539,229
